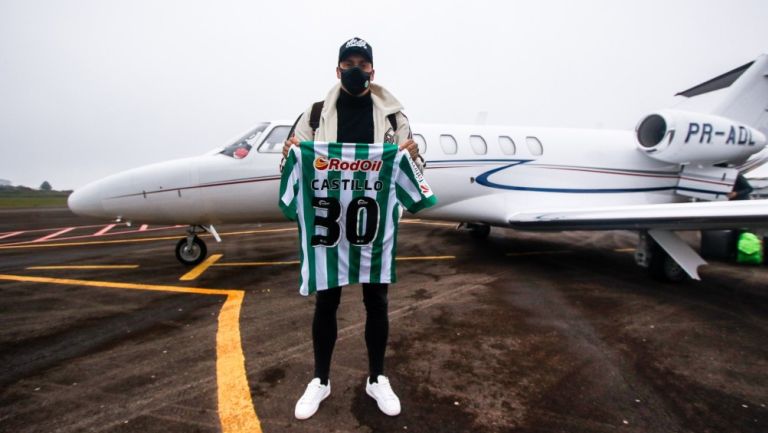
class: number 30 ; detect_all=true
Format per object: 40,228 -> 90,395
311,197 -> 379,247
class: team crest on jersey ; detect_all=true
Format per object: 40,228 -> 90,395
314,157 -> 383,172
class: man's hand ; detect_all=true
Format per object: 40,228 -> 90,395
399,139 -> 419,160
282,136 -> 299,158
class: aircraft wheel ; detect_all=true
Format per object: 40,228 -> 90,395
175,236 -> 207,266
469,224 -> 491,239
648,245 -> 687,282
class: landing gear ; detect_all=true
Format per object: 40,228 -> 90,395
648,247 -> 687,282
635,231 -> 688,282
458,222 -> 491,239
175,225 -> 212,266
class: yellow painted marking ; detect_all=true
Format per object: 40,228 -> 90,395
614,248 -> 635,253
27,265 -> 139,270
395,255 -> 455,261
0,227 -> 296,251
0,274 -> 261,433
216,290 -> 261,433
211,255 -> 455,267
0,273 -> 233,295
506,250 -> 572,257
180,254 -> 223,281
213,260 -> 300,267
400,219 -> 456,227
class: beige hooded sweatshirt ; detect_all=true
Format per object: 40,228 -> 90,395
292,82 -> 413,146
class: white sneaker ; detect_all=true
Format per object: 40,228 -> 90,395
294,378 -> 330,420
365,375 -> 401,416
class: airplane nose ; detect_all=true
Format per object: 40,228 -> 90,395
68,183 -> 105,217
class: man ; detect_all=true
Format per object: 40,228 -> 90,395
727,173 -> 753,200
282,37 -> 421,420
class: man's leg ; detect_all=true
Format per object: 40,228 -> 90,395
296,286 -> 342,420
313,286 -> 342,385
362,283 -> 400,416
362,283 -> 388,382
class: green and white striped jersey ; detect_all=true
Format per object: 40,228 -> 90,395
279,141 -> 437,295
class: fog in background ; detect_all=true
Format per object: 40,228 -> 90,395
1,0 -> 766,190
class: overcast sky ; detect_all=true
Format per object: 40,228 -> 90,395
1,0 -> 766,190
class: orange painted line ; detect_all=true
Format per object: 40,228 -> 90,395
93,224 -> 116,236
0,274 -> 261,433
3,224 -> 184,246
0,231 -> 23,240
0,227 -> 297,250
0,223 -> 105,235
33,227 -> 74,242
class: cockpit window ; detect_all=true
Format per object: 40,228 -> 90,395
220,123 -> 269,159
258,125 -> 292,153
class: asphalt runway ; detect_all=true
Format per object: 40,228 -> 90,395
1,208 -> 766,433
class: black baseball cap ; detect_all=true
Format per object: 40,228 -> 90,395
338,37 -> 373,64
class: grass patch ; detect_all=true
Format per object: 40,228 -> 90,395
0,187 -> 71,209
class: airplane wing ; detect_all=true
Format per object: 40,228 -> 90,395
508,199 -> 768,231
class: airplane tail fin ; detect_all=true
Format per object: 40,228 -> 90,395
673,54 -> 768,174
674,54 -> 768,136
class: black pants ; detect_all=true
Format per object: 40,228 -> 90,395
313,283 -> 388,384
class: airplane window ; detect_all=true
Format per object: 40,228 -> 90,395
258,125 -> 292,153
439,134 -> 458,155
498,136 -> 516,155
413,134 -> 427,154
470,135 -> 487,155
220,123 -> 269,159
526,136 -> 543,156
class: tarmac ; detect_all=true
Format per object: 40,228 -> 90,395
0,207 -> 766,433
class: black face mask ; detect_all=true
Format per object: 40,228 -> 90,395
340,67 -> 370,95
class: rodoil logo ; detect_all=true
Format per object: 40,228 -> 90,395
314,157 -> 383,172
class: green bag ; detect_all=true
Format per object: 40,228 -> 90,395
736,232 -> 763,264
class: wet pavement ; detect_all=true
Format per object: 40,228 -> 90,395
0,208 -> 766,432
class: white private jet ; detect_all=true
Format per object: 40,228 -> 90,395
69,55 -> 768,281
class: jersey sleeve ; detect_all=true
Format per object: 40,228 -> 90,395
394,150 -> 438,213
278,146 -> 301,221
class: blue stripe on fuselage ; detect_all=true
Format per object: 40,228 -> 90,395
428,159 -> 722,195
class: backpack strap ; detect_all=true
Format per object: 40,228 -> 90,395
387,113 -> 397,132
287,113 -> 302,139
309,101 -> 324,135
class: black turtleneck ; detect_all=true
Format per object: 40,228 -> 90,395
336,89 -> 374,144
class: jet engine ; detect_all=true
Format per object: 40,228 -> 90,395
636,109 -> 766,164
